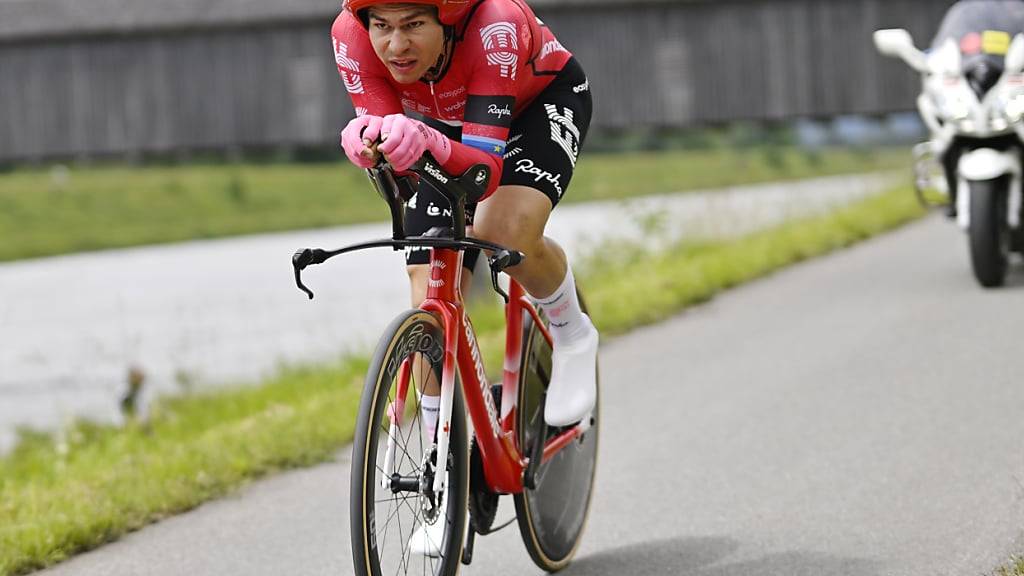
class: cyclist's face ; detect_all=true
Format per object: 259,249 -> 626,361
367,5 -> 445,84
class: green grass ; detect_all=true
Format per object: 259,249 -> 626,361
0,185 -> 926,576
0,361 -> 367,575
0,146 -> 907,262
995,557 -> 1024,576
581,185 -> 926,335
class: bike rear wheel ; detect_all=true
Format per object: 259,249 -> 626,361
350,310 -> 469,576
513,291 -> 599,572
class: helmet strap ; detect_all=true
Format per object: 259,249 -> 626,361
422,24 -> 455,82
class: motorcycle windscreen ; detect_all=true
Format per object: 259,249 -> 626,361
931,0 -> 1024,54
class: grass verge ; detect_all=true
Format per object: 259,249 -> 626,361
0,146 -> 906,262
0,185 -> 925,575
995,558 -> 1024,576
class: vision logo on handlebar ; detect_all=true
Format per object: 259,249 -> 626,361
413,154 -> 490,206
424,162 -> 450,185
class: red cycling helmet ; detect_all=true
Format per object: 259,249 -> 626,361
344,0 -> 480,26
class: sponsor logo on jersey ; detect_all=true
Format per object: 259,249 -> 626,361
401,99 -> 433,115
487,103 -> 512,119
332,39 -> 364,94
438,86 -> 467,99
544,104 -> 580,167
573,78 -> 590,94
503,146 -> 523,159
465,96 -> 515,128
514,159 -> 563,198
480,22 -> 519,79
539,39 -> 567,60
443,101 -> 466,115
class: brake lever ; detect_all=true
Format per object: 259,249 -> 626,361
292,248 -> 324,300
487,250 -> 525,303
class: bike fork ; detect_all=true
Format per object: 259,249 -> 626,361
432,315 -> 459,495
380,360 -> 412,488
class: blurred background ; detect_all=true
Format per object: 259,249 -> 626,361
0,0 -> 955,451
0,0 -> 952,163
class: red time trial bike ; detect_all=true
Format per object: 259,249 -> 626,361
292,153 -> 598,575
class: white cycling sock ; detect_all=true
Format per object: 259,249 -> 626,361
533,265 -> 589,345
419,393 -> 440,442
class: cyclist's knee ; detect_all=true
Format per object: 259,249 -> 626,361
473,218 -> 540,253
474,186 -> 550,253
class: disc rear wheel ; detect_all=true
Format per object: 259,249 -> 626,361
513,292 -> 599,572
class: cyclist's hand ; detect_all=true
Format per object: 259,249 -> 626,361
378,114 -> 451,172
341,115 -> 384,168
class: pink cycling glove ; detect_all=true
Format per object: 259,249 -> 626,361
377,114 -> 452,172
340,115 -> 384,168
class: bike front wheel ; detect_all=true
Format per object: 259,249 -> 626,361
514,291 -> 599,572
350,309 -> 469,576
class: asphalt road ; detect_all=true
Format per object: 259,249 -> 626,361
39,213 -> 1024,576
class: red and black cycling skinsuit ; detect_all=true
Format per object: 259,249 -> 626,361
332,0 -> 592,268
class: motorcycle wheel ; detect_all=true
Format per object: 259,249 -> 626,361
968,177 -> 1010,288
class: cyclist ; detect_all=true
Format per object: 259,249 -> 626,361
333,0 -> 595,553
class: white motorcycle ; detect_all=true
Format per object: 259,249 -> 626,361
874,25 -> 1024,287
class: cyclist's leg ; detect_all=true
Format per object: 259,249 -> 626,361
473,56 -> 596,426
472,186 -> 597,427
472,184 -> 564,297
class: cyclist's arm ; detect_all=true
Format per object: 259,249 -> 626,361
437,111 -> 510,200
